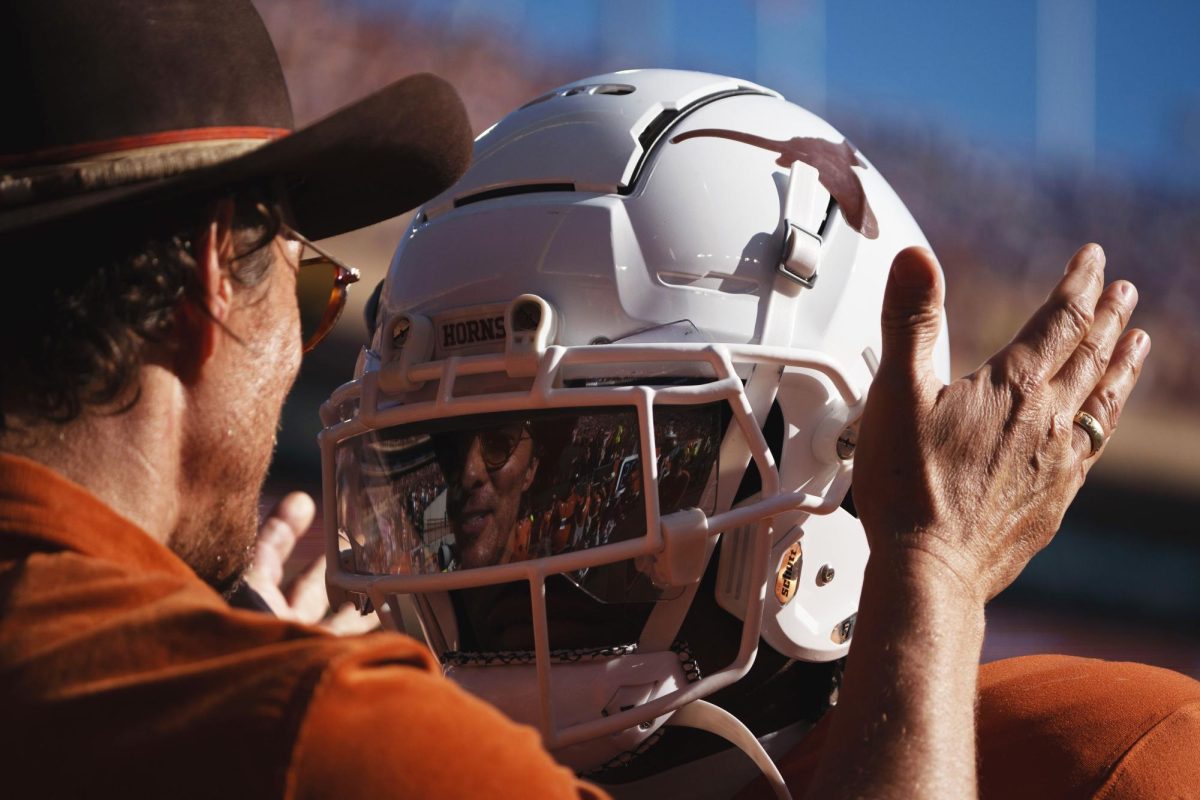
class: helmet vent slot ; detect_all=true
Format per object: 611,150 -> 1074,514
638,109 -> 682,151
565,83 -> 636,97
519,83 -> 635,109
591,84 -> 636,96
453,182 -> 576,209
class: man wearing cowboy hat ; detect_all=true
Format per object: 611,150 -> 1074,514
0,1 -> 598,796
1,2 -> 1195,800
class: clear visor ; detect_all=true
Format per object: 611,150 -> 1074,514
335,403 -> 722,603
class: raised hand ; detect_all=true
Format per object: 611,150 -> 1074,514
243,492 -> 380,635
853,244 -> 1149,604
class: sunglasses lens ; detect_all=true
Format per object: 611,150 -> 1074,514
480,428 -> 523,469
296,256 -> 342,351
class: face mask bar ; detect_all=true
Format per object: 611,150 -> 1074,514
321,338 -> 865,751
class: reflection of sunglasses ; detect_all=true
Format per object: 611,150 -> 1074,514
478,426 -> 531,470
282,223 -> 361,353
433,424 -> 531,472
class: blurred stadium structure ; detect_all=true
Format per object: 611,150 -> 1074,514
254,0 -> 1200,676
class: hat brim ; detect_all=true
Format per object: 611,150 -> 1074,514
0,73 -> 472,241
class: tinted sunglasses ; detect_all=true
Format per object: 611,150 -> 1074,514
432,423 -> 533,473
477,425 -> 532,470
281,224 -> 361,352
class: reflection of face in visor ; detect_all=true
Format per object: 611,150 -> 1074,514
336,403 -> 723,652
433,422 -> 539,570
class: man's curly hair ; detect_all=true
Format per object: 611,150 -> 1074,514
1,187 -> 282,431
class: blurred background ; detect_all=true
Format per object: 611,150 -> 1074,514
253,0 -> 1200,677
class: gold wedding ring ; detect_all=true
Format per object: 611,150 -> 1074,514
1073,410 -> 1105,457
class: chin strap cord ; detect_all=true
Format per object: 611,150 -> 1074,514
666,699 -> 792,800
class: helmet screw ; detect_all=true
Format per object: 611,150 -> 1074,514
816,564 -> 835,586
835,426 -> 856,460
392,317 -> 410,347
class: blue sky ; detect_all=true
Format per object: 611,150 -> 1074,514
365,0 -> 1200,189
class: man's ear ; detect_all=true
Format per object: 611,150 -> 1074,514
175,200 -> 235,381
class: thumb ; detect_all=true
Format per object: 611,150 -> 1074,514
878,247 -> 945,392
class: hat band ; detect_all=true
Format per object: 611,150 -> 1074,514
0,126 -> 289,210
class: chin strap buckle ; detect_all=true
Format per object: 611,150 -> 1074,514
778,162 -> 830,288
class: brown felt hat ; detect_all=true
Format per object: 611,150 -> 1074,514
0,0 -> 473,241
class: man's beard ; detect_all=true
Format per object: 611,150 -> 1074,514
169,400 -> 279,598
168,492 -> 261,597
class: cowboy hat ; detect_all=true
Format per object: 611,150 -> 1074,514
0,0 -> 472,241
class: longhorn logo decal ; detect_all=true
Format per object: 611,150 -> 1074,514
671,129 -> 879,239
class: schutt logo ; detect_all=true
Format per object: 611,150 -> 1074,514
441,315 -> 507,349
774,541 -> 803,605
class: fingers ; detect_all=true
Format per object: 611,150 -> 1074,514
878,247 -> 945,397
254,492 -> 316,571
322,603 -> 383,636
242,493 -> 374,633
287,555 -> 333,625
1002,244 -> 1105,382
1053,279 -> 1138,403
242,492 -> 317,618
1071,329 -> 1151,460
268,492 -> 317,557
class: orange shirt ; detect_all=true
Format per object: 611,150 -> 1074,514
0,455 -> 605,799
735,654 -> 1200,799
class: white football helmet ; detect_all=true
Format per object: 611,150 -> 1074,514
322,69 -> 949,782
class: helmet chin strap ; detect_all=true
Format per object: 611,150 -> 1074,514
666,700 -> 792,800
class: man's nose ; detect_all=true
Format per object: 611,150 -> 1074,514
459,437 -> 488,486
